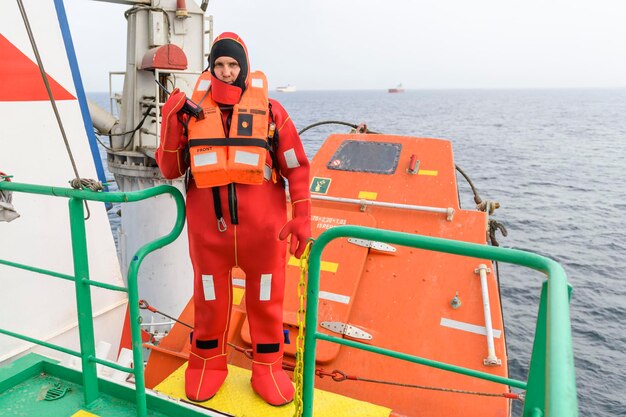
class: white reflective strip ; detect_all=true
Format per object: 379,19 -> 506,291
284,148 -> 300,168
197,79 -> 210,91
260,274 -> 272,301
251,77 -> 263,88
440,318 -> 501,338
232,278 -> 246,287
194,152 -> 217,167
319,291 -> 350,305
263,165 -> 272,181
202,275 -> 216,301
234,150 -> 260,166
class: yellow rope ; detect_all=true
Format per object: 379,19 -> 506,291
293,240 -> 313,417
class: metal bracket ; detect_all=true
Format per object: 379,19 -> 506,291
446,208 -> 455,222
347,238 -> 396,253
484,357 -> 502,366
320,321 -> 373,341
474,265 -> 491,275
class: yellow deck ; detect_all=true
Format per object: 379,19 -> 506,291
154,363 -> 391,417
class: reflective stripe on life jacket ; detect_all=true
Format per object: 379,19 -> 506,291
187,71 -> 271,188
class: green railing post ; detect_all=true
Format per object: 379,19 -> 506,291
543,263 -> 578,417
302,239 -> 322,417
128,258 -> 147,417
68,197 -> 99,405
524,281 -> 548,416
525,279 -> 576,417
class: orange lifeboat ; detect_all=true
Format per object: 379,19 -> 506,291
144,133 -> 510,417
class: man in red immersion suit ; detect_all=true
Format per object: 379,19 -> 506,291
155,32 -> 311,406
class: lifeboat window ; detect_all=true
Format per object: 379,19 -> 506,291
327,141 -> 402,174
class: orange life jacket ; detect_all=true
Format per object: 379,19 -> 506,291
187,71 -> 271,188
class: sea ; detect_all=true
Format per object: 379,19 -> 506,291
89,88 -> 626,417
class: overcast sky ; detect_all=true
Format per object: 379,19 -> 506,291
64,0 -> 626,92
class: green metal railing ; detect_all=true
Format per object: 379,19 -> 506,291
1,180 -> 578,417
0,181 -> 185,417
302,225 -> 578,417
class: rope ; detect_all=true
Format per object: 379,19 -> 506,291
327,370 -> 523,401
488,219 -> 508,247
293,240 -> 313,417
455,164 -> 508,246
454,164 -> 483,206
70,178 -> 104,192
298,120 -> 380,136
138,299 -> 194,329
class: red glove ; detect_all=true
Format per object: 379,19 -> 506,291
159,88 -> 189,151
279,199 -> 311,259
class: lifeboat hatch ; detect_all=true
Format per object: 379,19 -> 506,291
239,207 -> 376,363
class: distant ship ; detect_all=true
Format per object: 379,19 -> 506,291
276,84 -> 296,92
388,83 -> 405,93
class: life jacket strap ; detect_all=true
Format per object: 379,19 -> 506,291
211,184 -> 239,232
228,183 -> 238,225
267,102 -> 284,186
212,187 -> 227,232
189,138 -> 271,150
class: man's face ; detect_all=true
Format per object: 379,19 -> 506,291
213,56 -> 241,84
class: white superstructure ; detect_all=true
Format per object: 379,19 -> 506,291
0,0 -> 125,365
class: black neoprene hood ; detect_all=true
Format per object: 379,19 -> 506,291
209,37 -> 249,91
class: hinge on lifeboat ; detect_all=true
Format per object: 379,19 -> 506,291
347,238 -> 396,253
320,321 -> 373,341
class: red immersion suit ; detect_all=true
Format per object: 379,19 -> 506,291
156,32 -> 310,406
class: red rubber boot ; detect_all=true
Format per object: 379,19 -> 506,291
245,266 -> 294,406
185,268 -> 233,402
185,348 -> 228,402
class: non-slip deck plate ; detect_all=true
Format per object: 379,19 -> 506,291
154,362 -> 391,417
